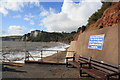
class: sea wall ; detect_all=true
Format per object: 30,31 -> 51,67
118,25 -> 120,65
66,41 -> 77,60
67,25 -> 119,65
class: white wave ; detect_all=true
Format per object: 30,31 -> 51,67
2,42 -> 70,63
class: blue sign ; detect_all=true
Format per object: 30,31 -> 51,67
88,34 -> 105,50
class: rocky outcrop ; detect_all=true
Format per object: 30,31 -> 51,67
74,2 -> 120,41
86,2 -> 120,32
30,30 -> 41,37
98,2 -> 120,27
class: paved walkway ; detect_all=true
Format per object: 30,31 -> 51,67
2,63 -> 94,79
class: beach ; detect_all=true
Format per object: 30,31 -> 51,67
2,51 -> 78,78
1,41 -> 94,79
41,51 -> 67,63
2,53 -> 93,79
1,41 -> 70,63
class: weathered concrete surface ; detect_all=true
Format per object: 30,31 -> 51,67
66,41 -> 77,62
67,26 -> 119,65
2,63 -> 80,78
118,24 -> 120,65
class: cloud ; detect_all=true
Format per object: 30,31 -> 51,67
13,15 -> 21,18
23,13 -> 35,25
40,10 -> 49,17
1,26 -> 25,36
30,21 -> 35,25
40,0 -> 102,32
0,0 -> 40,15
0,30 -> 7,37
29,29 -> 35,33
9,25 -> 23,30
25,13 -> 35,18
24,17 -> 30,21
0,7 -> 8,15
8,25 -> 24,35
39,6 -> 55,17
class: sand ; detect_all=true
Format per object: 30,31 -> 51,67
40,51 -> 67,63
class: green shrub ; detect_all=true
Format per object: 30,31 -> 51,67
87,2 -> 112,27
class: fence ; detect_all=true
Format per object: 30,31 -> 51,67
1,50 -> 75,64
25,50 -> 75,63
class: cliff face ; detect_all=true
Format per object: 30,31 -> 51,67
86,2 -> 120,31
22,30 -> 74,43
99,2 -> 120,27
74,2 -> 120,40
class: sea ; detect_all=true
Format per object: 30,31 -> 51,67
0,41 -> 70,63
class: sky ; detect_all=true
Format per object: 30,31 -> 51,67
0,0 -> 103,36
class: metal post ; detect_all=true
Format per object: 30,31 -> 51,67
28,52 -> 29,61
57,51 -> 59,63
24,36 -> 27,62
66,58 -> 68,67
25,51 -> 27,61
80,70 -> 82,77
41,50 -> 43,62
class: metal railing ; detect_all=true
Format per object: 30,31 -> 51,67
25,50 -> 75,63
1,50 -> 25,62
1,50 -> 75,63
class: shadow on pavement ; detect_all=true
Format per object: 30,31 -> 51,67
2,66 -> 27,73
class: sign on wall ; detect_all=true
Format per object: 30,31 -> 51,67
88,34 -> 105,50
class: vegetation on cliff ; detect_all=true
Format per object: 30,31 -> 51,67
1,36 -> 22,41
74,2 -> 120,40
87,2 -> 113,26
22,30 -> 75,43
76,2 -> 113,33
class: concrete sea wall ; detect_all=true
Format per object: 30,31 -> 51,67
67,26 -> 119,65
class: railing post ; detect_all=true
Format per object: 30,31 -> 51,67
41,50 -> 43,62
25,51 -> 27,61
28,51 -> 29,61
57,51 -> 59,63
